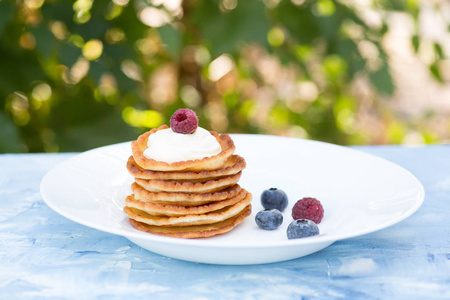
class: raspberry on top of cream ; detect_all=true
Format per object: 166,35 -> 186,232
143,127 -> 222,163
170,108 -> 198,134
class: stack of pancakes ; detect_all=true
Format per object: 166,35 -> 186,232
124,125 -> 252,238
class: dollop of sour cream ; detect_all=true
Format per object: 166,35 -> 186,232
143,127 -> 222,163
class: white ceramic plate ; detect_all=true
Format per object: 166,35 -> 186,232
40,135 -> 424,265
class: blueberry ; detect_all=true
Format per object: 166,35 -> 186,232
287,219 -> 319,239
260,188 -> 288,212
255,209 -> 283,230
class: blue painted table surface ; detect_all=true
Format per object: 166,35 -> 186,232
1,145 -> 449,299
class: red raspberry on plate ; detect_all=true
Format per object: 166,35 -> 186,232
170,108 -> 199,134
292,197 -> 324,224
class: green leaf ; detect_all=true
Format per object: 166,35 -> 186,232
59,43 -> 81,67
223,91 -> 239,110
158,24 -> 182,61
54,110 -> 138,152
0,46 -> 47,96
335,39 -> 365,77
323,54 -> 347,81
89,60 -> 106,85
0,1 -> 14,37
30,25 -> 56,59
380,23 -> 389,35
315,0 -> 336,17
411,35 -> 420,53
193,0 -> 269,56
434,43 -> 444,59
41,1 -> 74,23
374,0 -> 408,11
0,112 -> 23,153
369,63 -> 394,95
429,62 -> 443,83
74,19 -> 109,41
275,1 -> 320,44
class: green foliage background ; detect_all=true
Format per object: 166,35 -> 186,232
0,0 -> 446,153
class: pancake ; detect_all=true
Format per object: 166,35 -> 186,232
127,155 -> 246,180
125,189 -> 248,216
131,125 -> 236,172
123,192 -> 252,227
134,172 -> 242,193
125,116 -> 252,239
131,183 -> 242,206
128,204 -> 251,238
